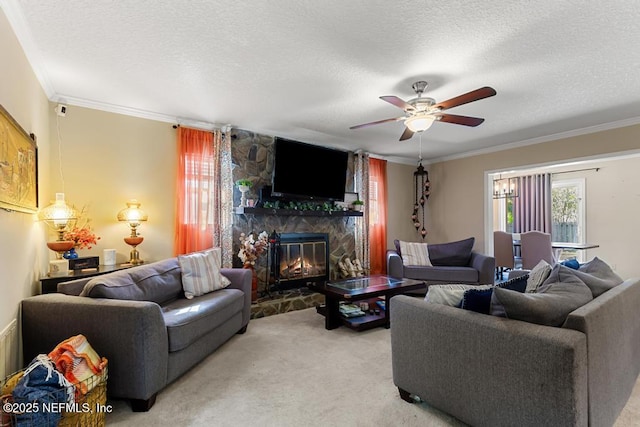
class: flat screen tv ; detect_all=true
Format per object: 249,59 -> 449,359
272,137 -> 348,201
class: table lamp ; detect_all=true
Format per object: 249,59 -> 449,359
117,199 -> 148,265
38,193 -> 77,258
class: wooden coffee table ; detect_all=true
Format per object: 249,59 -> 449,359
309,275 -> 425,331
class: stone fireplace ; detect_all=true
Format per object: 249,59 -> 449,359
231,129 -> 359,299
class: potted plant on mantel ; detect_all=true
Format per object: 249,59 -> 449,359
235,179 -> 252,207
352,199 -> 364,212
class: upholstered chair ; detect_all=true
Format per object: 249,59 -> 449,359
493,231 -> 515,278
520,230 -> 555,269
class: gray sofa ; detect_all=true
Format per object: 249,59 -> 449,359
387,237 -> 495,292
390,267 -> 640,426
21,257 -> 251,411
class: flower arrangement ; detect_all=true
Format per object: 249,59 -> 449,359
64,226 -> 100,249
235,179 -> 252,188
238,231 -> 269,267
63,205 -> 101,250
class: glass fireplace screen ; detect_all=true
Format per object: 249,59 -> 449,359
278,241 -> 327,281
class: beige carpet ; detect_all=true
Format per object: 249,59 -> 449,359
105,307 -> 640,426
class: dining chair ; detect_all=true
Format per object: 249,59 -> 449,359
493,231 -> 516,279
520,230 -> 555,270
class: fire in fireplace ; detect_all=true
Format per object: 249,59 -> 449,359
268,232 -> 329,291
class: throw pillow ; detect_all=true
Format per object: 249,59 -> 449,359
490,264 -> 593,327
394,239 -> 402,255
80,258 -> 183,304
428,237 -> 475,267
460,287 -> 494,314
399,241 -> 432,266
499,274 -> 530,293
460,274 -> 529,314
426,284 -> 492,307
525,259 -> 552,293
560,258 -> 580,270
178,247 -> 231,299
569,257 -> 624,297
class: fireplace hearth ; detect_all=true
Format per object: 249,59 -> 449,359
267,232 -> 329,292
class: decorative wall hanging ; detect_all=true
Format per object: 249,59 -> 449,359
411,135 -> 430,239
0,104 -> 38,213
412,162 -> 430,239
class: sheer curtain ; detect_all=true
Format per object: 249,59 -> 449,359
513,173 -> 552,233
368,157 -> 387,274
174,127 -> 233,264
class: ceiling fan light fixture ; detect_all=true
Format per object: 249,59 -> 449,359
405,115 -> 435,132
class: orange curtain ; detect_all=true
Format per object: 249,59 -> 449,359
174,127 -> 215,255
368,157 -> 387,274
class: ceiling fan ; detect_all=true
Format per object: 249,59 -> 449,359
350,81 -> 496,141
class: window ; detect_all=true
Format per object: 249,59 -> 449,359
551,179 -> 584,242
493,197 -> 514,233
368,179 -> 379,224
552,178 -> 585,260
182,152 -> 215,226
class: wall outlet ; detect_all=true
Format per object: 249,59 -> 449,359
55,104 -> 67,117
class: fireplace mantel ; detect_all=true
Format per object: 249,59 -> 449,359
234,207 -> 363,217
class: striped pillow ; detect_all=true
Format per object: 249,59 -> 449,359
179,248 -> 231,299
399,241 -> 432,266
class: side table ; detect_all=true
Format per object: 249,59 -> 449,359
40,264 -> 133,294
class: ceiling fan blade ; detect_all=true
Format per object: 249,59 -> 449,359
350,116 -> 404,130
399,127 -> 414,141
380,95 -> 415,111
436,113 -> 485,127
433,86 -> 496,111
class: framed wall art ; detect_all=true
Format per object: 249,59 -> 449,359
0,104 -> 38,213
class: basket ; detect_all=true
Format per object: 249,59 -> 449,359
0,362 -> 108,427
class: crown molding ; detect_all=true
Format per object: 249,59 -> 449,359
429,116 -> 640,164
51,94 -> 176,124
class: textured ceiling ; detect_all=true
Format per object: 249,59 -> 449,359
4,0 -> 640,163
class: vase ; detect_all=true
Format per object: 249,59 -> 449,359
244,265 -> 258,302
63,247 -> 79,259
238,185 -> 250,207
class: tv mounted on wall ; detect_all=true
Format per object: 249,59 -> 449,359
272,137 -> 348,201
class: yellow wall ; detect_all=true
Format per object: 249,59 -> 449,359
52,116 -> 428,265
0,9 -> 51,329
47,106 -> 176,264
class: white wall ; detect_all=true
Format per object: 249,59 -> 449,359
562,155 -> 640,274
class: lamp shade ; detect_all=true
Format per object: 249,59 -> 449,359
39,193 -> 76,224
38,193 -> 77,239
117,199 -> 148,226
405,114 -> 435,132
